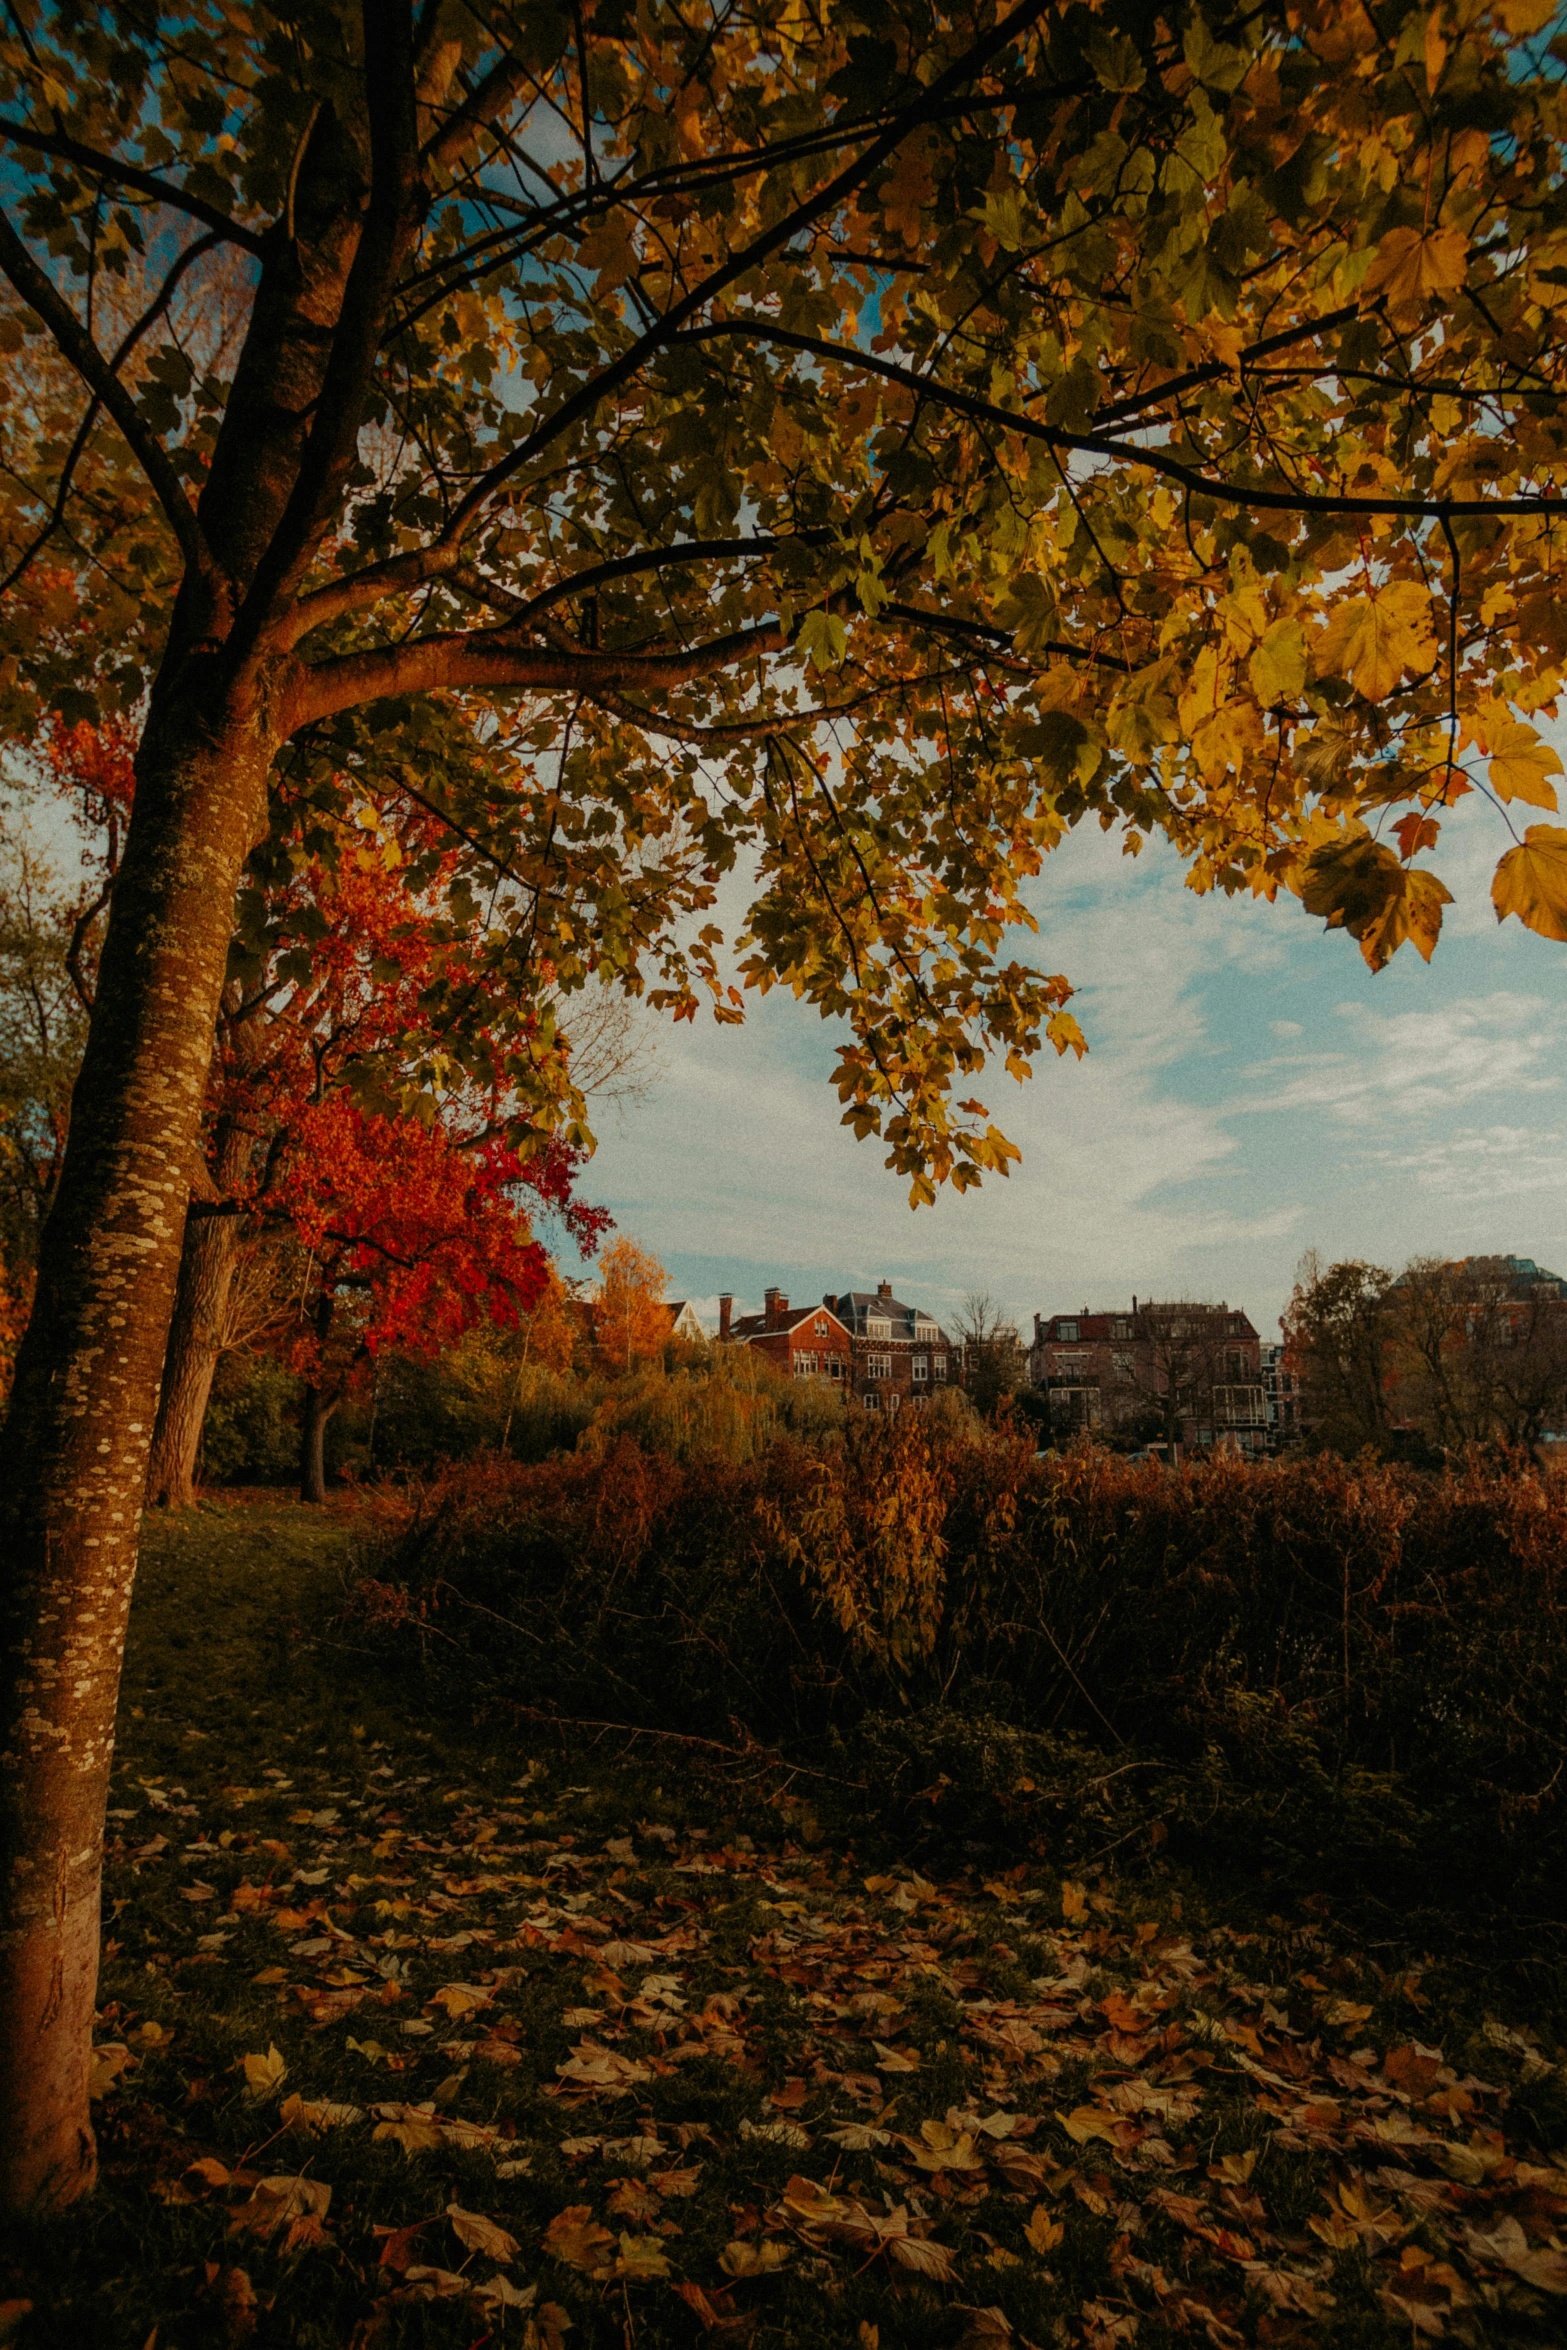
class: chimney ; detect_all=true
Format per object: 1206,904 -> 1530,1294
823,1292 -> 835,1310
877,1279 -> 893,1300
1132,1294 -> 1138,1316
719,1294 -> 732,1340
764,1286 -> 787,1328
1034,1312 -> 1044,1345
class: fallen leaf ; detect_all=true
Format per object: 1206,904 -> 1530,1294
447,2202 -> 519,2263
543,2206 -> 616,2271
241,2045 -> 287,2102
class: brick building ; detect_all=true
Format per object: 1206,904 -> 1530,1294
1029,1298 -> 1268,1456
718,1289 -> 853,1386
828,1280 -> 958,1412
718,1278 -> 957,1411
1259,1340 -> 1304,1448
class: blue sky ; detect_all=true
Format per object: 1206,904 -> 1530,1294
579,781 -> 1567,1346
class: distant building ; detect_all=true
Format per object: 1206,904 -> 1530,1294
1029,1298 -> 1267,1456
717,1277 -> 957,1411
664,1300 -> 707,1345
827,1280 -> 958,1412
1259,1341 -> 1304,1449
719,1289 -> 853,1385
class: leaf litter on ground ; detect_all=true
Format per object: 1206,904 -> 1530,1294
14,1503 -> 1567,2347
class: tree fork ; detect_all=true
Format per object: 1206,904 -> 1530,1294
0,698 -> 274,2214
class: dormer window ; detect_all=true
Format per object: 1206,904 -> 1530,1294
1057,1320 -> 1078,1343
868,1316 -> 891,1339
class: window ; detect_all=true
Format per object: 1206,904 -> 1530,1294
915,1319 -> 937,1341
814,1316 -> 828,1335
868,1316 -> 891,1339
862,1391 -> 879,1410
794,1353 -> 817,1377
932,1353 -> 947,1381
912,1354 -> 928,1382
1057,1320 -> 1078,1342
864,1353 -> 892,1380
828,1357 -> 843,1379
885,1390 -> 901,1413
1113,1319 -> 1131,1339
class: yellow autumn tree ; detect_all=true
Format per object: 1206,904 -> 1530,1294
592,1236 -> 671,1378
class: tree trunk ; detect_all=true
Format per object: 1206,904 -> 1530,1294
299,1385 -> 338,1505
145,1212 -> 242,1509
146,1113 -> 254,1510
0,704 -> 272,2216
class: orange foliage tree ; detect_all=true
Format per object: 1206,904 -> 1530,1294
592,1236 -> 672,1377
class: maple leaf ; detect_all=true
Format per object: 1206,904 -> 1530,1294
1362,226 -> 1469,323
542,2207 -> 616,2271
1493,826 -> 1567,940
719,2239 -> 791,2278
240,2045 -> 287,2102
1486,721 -> 1562,808
889,2233 -> 959,2281
1317,584 -> 1434,701
447,2203 -> 519,2263
1025,2206 -> 1064,2253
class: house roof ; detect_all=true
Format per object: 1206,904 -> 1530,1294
729,1302 -> 850,1344
831,1292 -> 951,1340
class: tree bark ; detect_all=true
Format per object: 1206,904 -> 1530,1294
298,1384 -> 338,1505
146,1113 -> 254,1510
145,1214 -> 240,1508
0,702 -> 272,2215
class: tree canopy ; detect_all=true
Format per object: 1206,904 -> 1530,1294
4,0 -> 1567,1201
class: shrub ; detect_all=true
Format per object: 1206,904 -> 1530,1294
355,1432 -> 1567,1915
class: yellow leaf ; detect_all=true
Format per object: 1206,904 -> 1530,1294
242,2044 -> 287,2102
543,2207 -> 617,2272
448,2203 -> 519,2263
1060,1879 -> 1087,1921
1362,226 -> 1468,321
1492,825 -> 1567,940
88,2043 -> 133,2099
613,2233 -> 672,2280
1317,584 -> 1433,701
1056,2105 -> 1118,2144
1025,2205 -> 1064,2252
1248,618 -> 1309,704
719,2239 -> 791,2277
429,1982 -> 491,2019
1487,721 -> 1562,808
1046,1010 -> 1087,1060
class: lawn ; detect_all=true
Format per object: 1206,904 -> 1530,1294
6,1499 -> 1567,2348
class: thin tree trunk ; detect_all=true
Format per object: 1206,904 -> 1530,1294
0,707 -> 272,2215
299,1385 -> 338,1505
145,1213 -> 242,1509
146,1114 -> 253,1510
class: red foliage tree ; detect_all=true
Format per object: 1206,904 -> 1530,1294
33,719 -> 610,1502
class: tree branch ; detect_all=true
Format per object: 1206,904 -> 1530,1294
0,210 -> 207,577
0,117 -> 267,254
679,319 -> 1567,523
227,0 -> 428,650
288,613 -> 787,728
442,0 -> 1057,537
0,229 -> 223,601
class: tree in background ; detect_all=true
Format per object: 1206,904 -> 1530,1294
593,1236 -> 672,1378
6,0 -> 1567,2214
1284,1255 -> 1396,1455
1287,1251 -> 1567,1457
954,1292 -> 1027,1419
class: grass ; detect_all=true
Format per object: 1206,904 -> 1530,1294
4,1498 -> 1567,2349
